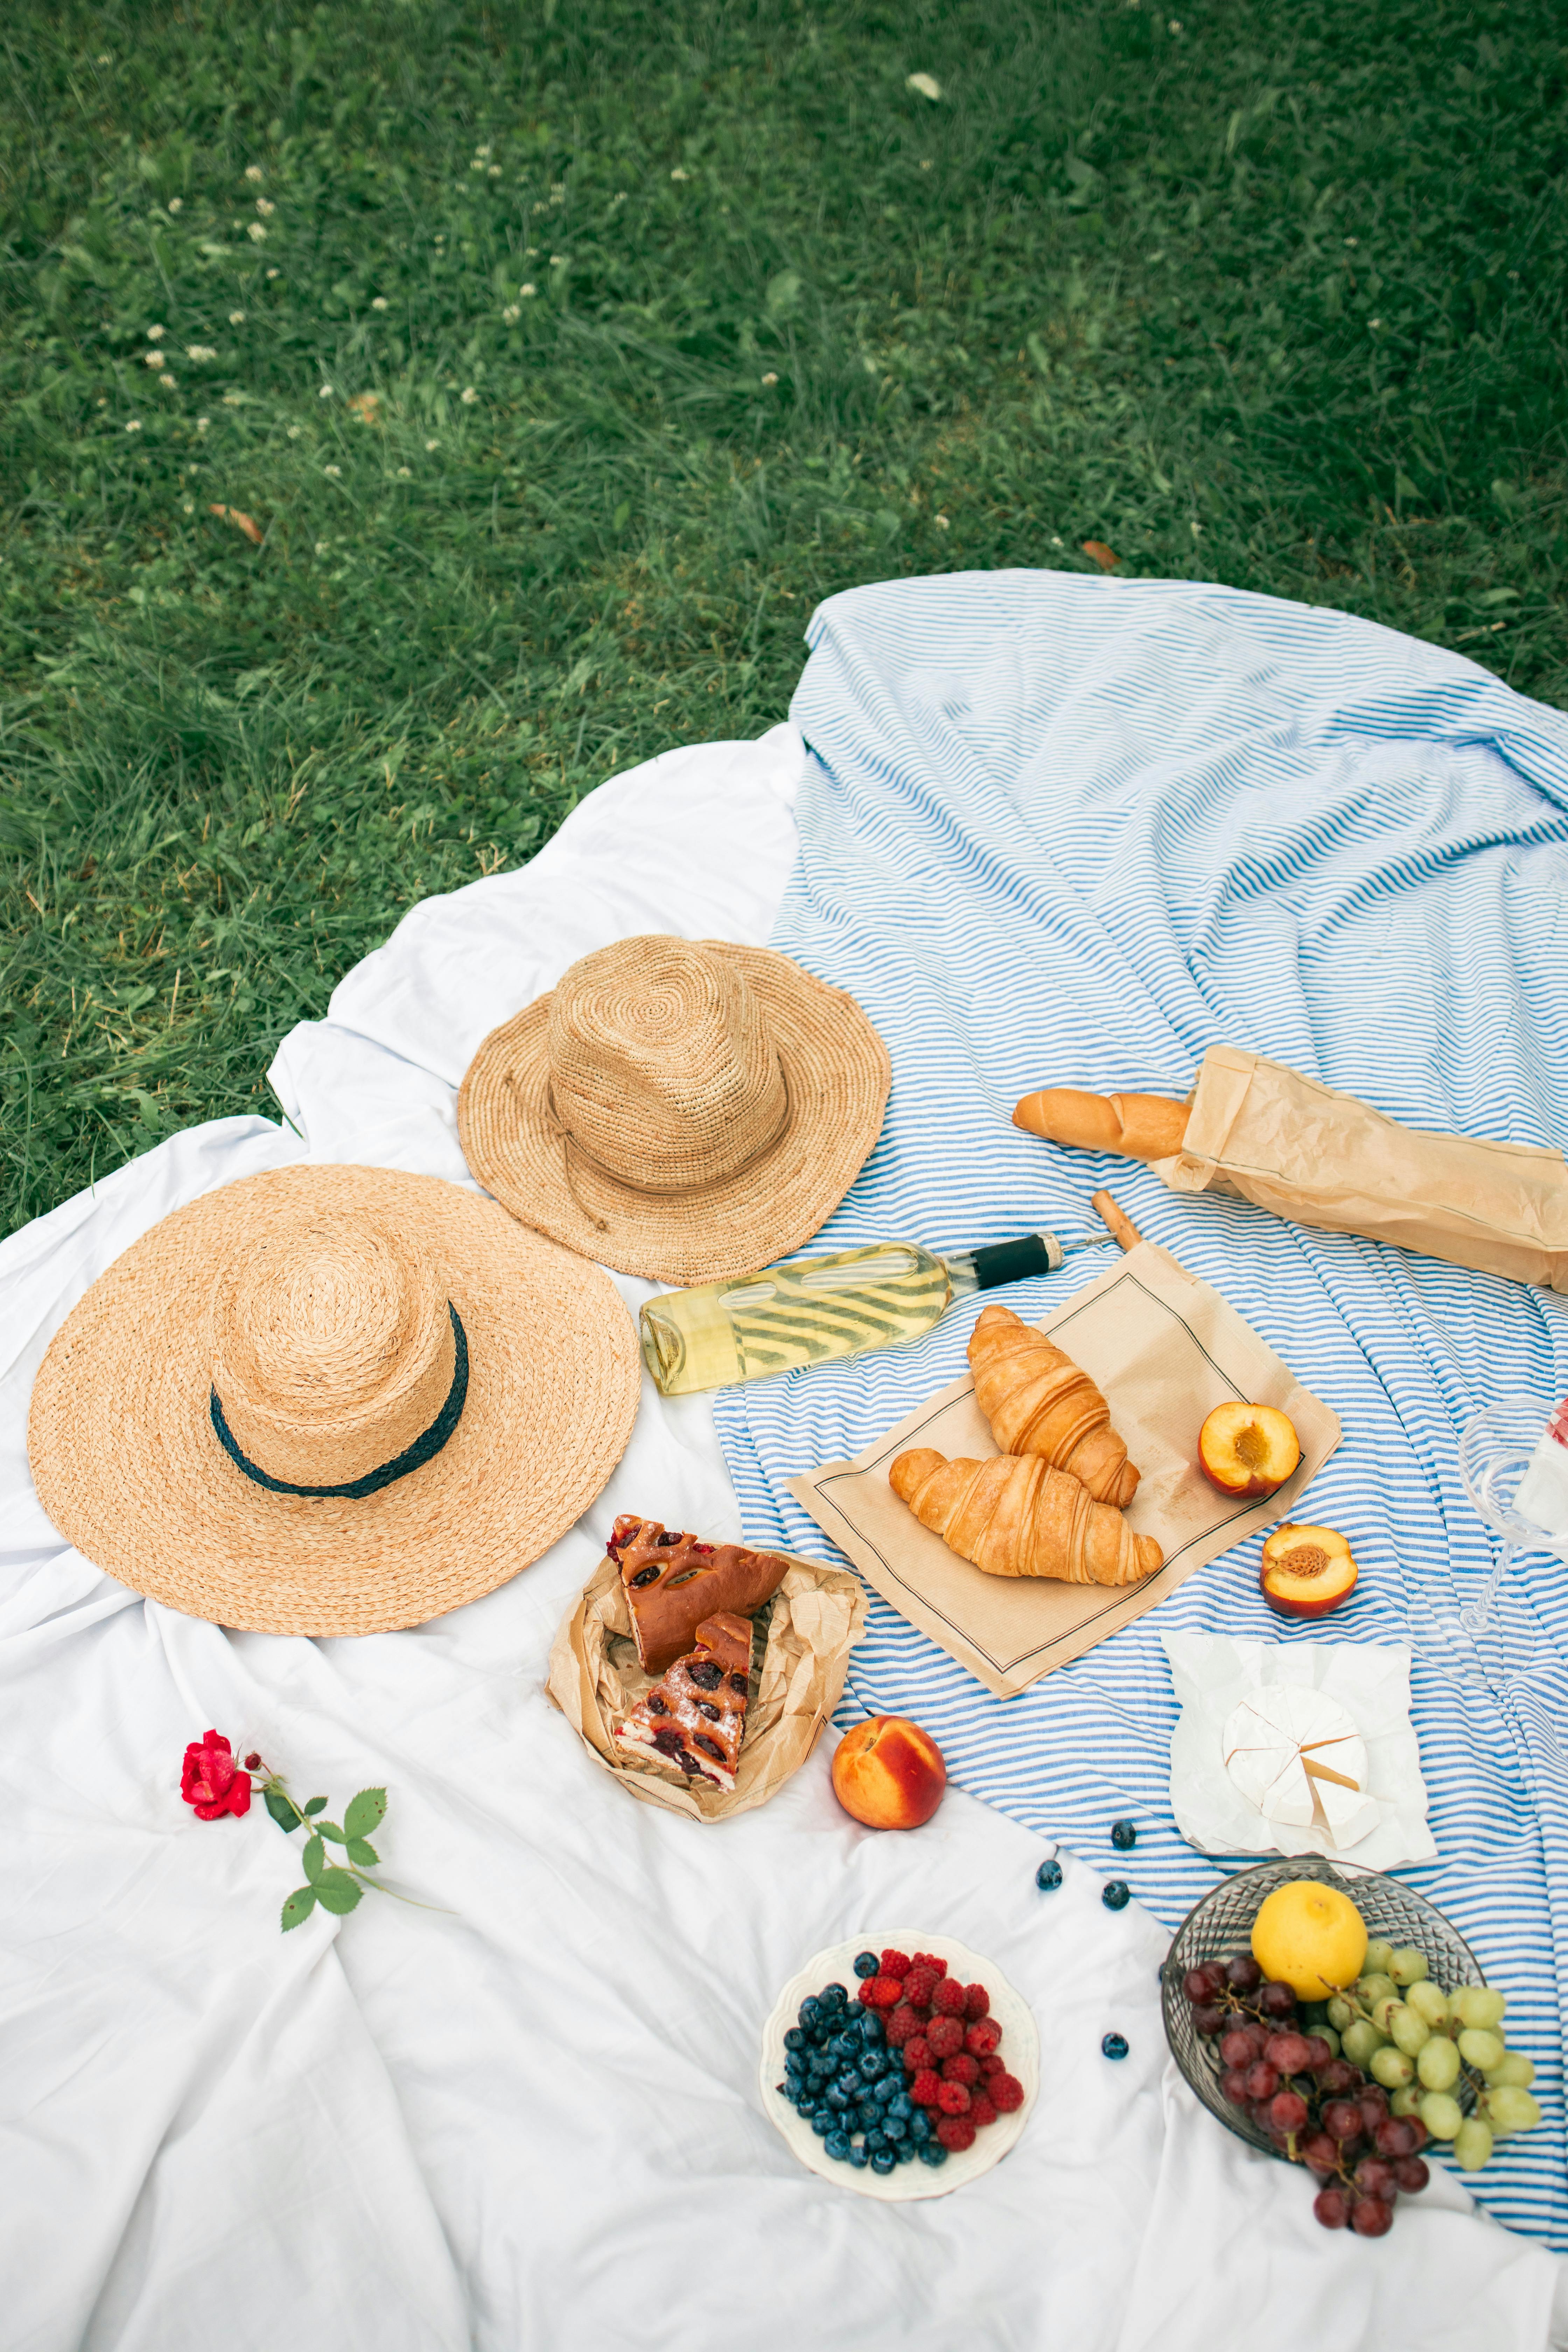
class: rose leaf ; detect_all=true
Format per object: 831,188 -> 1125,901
344,1788 -> 388,1841
313,1869 -> 363,1915
302,1833 -> 326,1883
264,1786 -> 303,1834
345,1837 -> 379,1867
281,1887 -> 317,1932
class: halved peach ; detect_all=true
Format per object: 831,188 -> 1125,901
1260,1523 -> 1358,1619
1198,1402 -> 1301,1499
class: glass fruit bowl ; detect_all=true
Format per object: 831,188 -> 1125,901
1161,1856 -> 1485,2161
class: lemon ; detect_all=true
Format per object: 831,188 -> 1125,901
1250,1881 -> 1368,1998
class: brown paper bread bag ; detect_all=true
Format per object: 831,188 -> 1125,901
1152,1045 -> 1568,1293
790,1241 -> 1339,1700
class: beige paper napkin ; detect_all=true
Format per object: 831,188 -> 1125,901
789,1241 -> 1340,1699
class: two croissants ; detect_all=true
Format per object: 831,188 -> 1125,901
889,1303 -> 1162,1588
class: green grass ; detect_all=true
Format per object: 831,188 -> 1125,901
3,0 -> 1566,1234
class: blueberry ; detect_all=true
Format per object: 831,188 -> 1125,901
825,2130 -> 851,2161
834,2032 -> 860,2061
888,2093 -> 913,2122
848,2141 -> 870,2169
909,2110 -> 932,2143
1035,1858 -> 1063,1893
811,2109 -> 833,2136
1102,1880 -> 1131,1911
865,2129 -> 889,2155
883,2114 -> 908,2141
858,2105 -> 880,2134
1102,2031 -> 1129,2061
896,2137 -> 918,2162
835,2068 -> 861,2096
918,2140 -> 948,2167
1111,1819 -> 1137,1850
871,2149 -> 897,2175
799,1997 -> 821,2028
860,2016 -> 884,2046
784,2028 -> 805,2051
826,2085 -> 849,2111
853,1951 -> 880,1979
859,2051 -> 886,2081
820,1982 -> 848,2010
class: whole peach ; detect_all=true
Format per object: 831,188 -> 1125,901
830,1715 -> 946,1830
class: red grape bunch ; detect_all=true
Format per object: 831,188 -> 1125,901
1180,1953 -> 1431,2235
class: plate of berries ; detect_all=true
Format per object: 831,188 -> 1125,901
760,1932 -> 1039,2199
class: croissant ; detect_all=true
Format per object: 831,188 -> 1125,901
967,1303 -> 1140,1507
889,1447 -> 1162,1588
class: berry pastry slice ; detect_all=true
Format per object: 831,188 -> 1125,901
616,1611 -> 752,1792
608,1513 -> 790,1674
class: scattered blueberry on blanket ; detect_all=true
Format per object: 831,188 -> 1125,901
1035,1857 -> 1063,1892
1111,1819 -> 1137,1850
1102,2032 -> 1129,2061
853,1950 -> 880,1977
1102,1881 -> 1131,1911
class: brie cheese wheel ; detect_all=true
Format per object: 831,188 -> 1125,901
1222,1685 -> 1378,1850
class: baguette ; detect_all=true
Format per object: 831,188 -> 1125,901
1012,1088 -> 1190,1161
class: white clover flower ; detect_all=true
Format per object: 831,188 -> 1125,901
315,539 -> 330,555
476,145 -> 493,159
158,370 -> 177,387
146,323 -> 166,340
426,438 -> 440,450
266,268 -> 280,279
460,385 -> 478,404
670,167 -> 689,181
550,182 -> 565,199
396,465 -> 412,477
519,282 -> 536,297
549,253 -> 565,267
934,513 -> 951,530
196,415 -> 210,432
96,52 -> 111,64
1190,520 -> 1203,537
470,158 -> 486,170
182,499 -> 195,513
125,418 -> 142,432
761,371 -> 778,386
525,245 -> 538,256
906,72 -> 942,99
488,165 -> 502,177
323,464 -> 342,478
612,190 -> 627,204
920,158 -> 933,170
320,384 -> 335,399
245,165 -> 264,182
287,424 -> 302,438
371,296 -> 389,309
1168,15 -> 1182,26
229,310 -> 246,324
144,348 -> 169,366
255,197 -> 275,216
1050,534 -> 1063,547
222,391 -> 245,405
248,222 -> 267,242
167,197 -> 183,212
186,345 -> 217,362
1344,238 -> 1358,248
502,304 -> 521,322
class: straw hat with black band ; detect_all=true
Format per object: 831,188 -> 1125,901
26,1163 -> 640,1638
457,934 -> 892,1284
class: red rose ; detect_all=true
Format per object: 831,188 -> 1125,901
181,1729 -> 252,1820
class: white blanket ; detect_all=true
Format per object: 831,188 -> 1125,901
4,725 -> 1564,2351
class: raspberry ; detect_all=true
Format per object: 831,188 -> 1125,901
883,2004 -> 922,2047
856,1980 -> 878,2006
941,2053 -> 980,2087
912,1953 -> 948,1979
880,1949 -> 913,1979
969,2093 -> 998,2129
902,2036 -> 932,2073
980,2052 -> 1007,2078
867,1975 -> 904,2009
936,2080 -> 971,2116
963,1984 -> 990,2022
909,2069 -> 943,2108
925,2016 -> 963,2059
931,1977 -> 967,2017
989,2072 -> 1025,2114
936,2115 -> 976,2152
965,2017 -> 1003,2058
902,1963 -> 939,2006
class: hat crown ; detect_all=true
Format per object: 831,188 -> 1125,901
208,1214 -> 456,1489
546,937 -> 789,1193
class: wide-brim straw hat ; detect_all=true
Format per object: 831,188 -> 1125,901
457,936 -> 891,1284
26,1163 -> 640,1637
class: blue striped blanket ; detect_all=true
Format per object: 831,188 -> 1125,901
713,570 -> 1568,2246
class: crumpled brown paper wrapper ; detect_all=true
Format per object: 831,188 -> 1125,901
546,1550 -> 867,1820
1152,1044 -> 1568,1292
789,1241 -> 1339,1700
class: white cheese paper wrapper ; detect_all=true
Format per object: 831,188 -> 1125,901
1161,1631 -> 1437,1870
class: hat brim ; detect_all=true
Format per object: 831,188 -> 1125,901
26,1165 -> 641,1637
456,943 -> 891,1283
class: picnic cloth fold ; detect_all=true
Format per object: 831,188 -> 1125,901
713,569 -> 1568,2249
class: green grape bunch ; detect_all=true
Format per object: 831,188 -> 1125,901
1315,1937 -> 1540,2172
